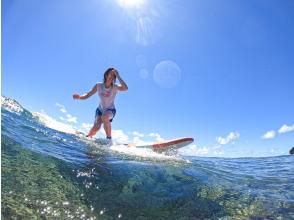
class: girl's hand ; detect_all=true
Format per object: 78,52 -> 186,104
113,69 -> 119,78
73,94 -> 80,99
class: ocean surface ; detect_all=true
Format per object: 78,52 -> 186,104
1,96 -> 294,219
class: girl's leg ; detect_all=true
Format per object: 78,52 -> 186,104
101,112 -> 113,138
87,116 -> 102,138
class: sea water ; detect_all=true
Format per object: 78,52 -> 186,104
1,97 -> 294,219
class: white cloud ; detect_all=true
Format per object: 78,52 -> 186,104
66,114 -> 77,123
216,132 -> 240,145
278,124 -> 294,134
132,131 -> 145,138
114,131 -> 165,146
178,144 -> 209,156
149,132 -> 164,142
212,145 -> 222,149
262,130 -> 275,139
82,123 -> 92,130
80,123 -> 93,135
132,136 -> 150,145
262,123 -> 294,140
213,150 -> 224,156
56,103 -> 67,113
83,123 -> 92,129
56,103 -> 77,124
112,129 -> 129,143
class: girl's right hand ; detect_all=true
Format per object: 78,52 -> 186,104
73,94 -> 80,99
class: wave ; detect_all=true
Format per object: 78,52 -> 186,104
1,95 -> 82,135
1,95 -> 186,161
2,95 -> 291,159
1,96 -> 186,163
32,111 -> 79,135
1,95 -> 31,117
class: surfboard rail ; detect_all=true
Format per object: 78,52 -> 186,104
133,137 -> 194,151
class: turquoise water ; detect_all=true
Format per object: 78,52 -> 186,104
1,97 -> 294,219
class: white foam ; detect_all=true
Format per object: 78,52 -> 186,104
1,96 -> 24,114
32,111 -> 78,135
109,144 -> 184,162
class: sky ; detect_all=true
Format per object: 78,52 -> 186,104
2,0 -> 294,157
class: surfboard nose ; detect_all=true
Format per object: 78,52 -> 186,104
182,137 -> 194,144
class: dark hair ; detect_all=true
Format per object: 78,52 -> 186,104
290,147 -> 294,155
103,67 -> 117,87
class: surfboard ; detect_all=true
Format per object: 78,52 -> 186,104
90,137 -> 194,152
127,137 -> 194,152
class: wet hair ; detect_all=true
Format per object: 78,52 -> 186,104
103,67 -> 117,87
290,147 -> 294,155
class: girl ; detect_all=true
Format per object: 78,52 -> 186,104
73,67 -> 128,143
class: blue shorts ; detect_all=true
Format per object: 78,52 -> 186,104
95,107 -> 116,122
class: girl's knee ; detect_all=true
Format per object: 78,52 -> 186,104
101,114 -> 110,123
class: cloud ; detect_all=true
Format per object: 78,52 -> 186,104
278,124 -> 294,134
66,114 -> 77,123
216,132 -> 240,145
213,150 -> 224,156
178,144 -> 209,156
56,103 -> 67,113
112,129 -> 129,143
132,136 -> 150,145
122,131 -> 154,145
179,144 -> 226,157
262,123 -> 294,140
262,130 -> 276,139
132,131 -> 145,138
212,145 -> 222,149
149,132 -> 164,142
56,103 -> 77,124
82,123 -> 92,131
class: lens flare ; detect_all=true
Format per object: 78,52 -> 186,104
118,0 -> 145,8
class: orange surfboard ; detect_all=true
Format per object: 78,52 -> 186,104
128,137 -> 194,152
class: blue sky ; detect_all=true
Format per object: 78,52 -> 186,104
2,0 -> 294,157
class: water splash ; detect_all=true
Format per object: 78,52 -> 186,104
32,111 -> 78,135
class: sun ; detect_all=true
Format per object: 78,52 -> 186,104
118,0 -> 145,8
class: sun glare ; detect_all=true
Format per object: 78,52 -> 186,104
118,0 -> 145,8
